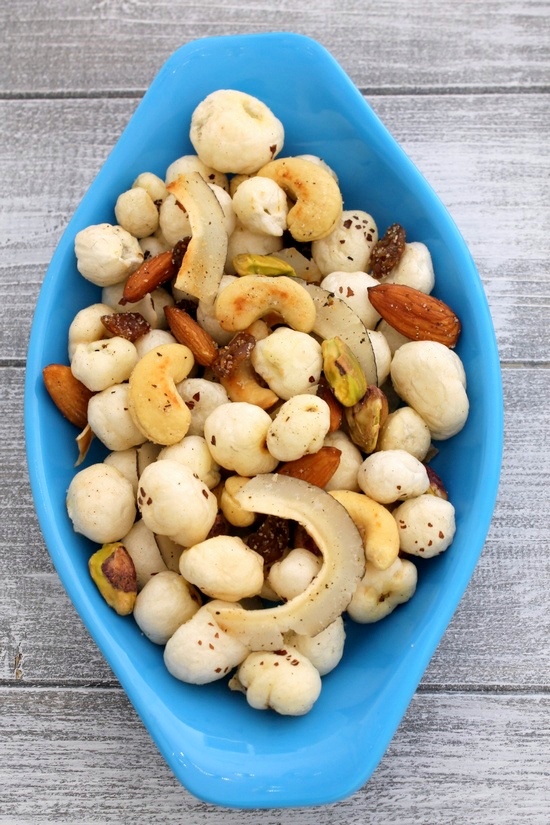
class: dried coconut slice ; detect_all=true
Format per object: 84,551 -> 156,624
306,283 -> 378,386
167,172 -> 228,303
208,474 -> 365,650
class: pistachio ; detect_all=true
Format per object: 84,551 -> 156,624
345,385 -> 389,453
88,542 -> 137,615
232,253 -> 296,278
321,336 -> 367,407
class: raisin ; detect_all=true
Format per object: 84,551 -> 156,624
369,223 -> 406,279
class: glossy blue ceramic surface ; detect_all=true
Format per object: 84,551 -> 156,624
24,33 -> 503,809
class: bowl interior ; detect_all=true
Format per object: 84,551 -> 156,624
24,32 -> 503,808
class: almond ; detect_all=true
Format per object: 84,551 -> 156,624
121,250 -> 177,304
164,305 -> 219,367
367,283 -> 461,347
277,446 -> 342,488
43,364 -> 94,429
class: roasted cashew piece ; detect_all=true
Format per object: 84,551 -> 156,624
214,275 -> 316,333
329,489 -> 400,571
257,157 -> 343,242
128,343 -> 194,445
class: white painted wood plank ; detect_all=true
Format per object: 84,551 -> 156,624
2,94 -> 549,362
3,365 -> 549,686
0,687 -> 548,823
1,0 -> 549,95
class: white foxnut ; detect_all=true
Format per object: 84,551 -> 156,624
204,402 -> 278,476
367,329 -> 392,385
132,171 -> 168,204
382,242 -> 435,294
268,547 -> 322,601
139,234 -> 170,259
164,601 -> 250,685
68,302 -> 113,361
133,571 -> 200,645
101,283 -> 174,329
179,535 -> 264,601
231,648 -> 321,716
267,395 -> 330,462
177,378 -> 230,437
190,90 -> 284,175
320,271 -> 381,329
232,176 -> 288,236
251,327 -> 322,400
376,319 -> 411,355
196,274 -> 238,345
390,341 -> 469,440
121,519 -> 168,589
88,383 -> 147,451
134,329 -> 177,359
378,406 -> 432,461
71,337 -> 138,392
155,533 -> 185,573
104,448 -> 140,494
66,463 -> 136,544
347,557 -> 418,623
287,616 -> 345,675
158,435 -> 221,489
165,154 -> 229,191
114,187 -> 159,238
358,449 -> 430,504
74,223 -> 143,286
158,193 -> 191,246
225,223 -> 283,274
137,459 -> 217,547
323,430 -> 362,492
393,495 -> 456,558
296,154 -> 338,181
311,210 -> 378,275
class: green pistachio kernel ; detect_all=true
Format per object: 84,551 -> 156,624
232,253 -> 297,277
321,336 -> 367,407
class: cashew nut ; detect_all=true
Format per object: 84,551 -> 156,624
257,157 -> 343,242
128,343 -> 194,445
329,489 -> 400,571
214,274 -> 316,333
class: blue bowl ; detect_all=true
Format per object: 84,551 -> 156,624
24,33 -> 503,808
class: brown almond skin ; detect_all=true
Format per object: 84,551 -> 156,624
122,250 -> 177,303
165,305 -> 219,366
277,446 -> 342,488
367,283 -> 461,347
43,364 -> 94,429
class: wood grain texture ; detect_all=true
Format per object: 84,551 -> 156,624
0,687 -> 548,823
2,0 -> 549,95
2,0 -> 549,819
2,367 -> 549,688
2,94 -> 549,362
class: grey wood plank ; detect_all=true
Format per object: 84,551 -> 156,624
1,0 -> 549,96
2,94 -> 549,363
0,686 -> 548,823
3,365 -> 549,687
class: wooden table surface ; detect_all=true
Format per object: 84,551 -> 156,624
1,1 -> 549,822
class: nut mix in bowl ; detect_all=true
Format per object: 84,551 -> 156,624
25,33 -> 503,809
